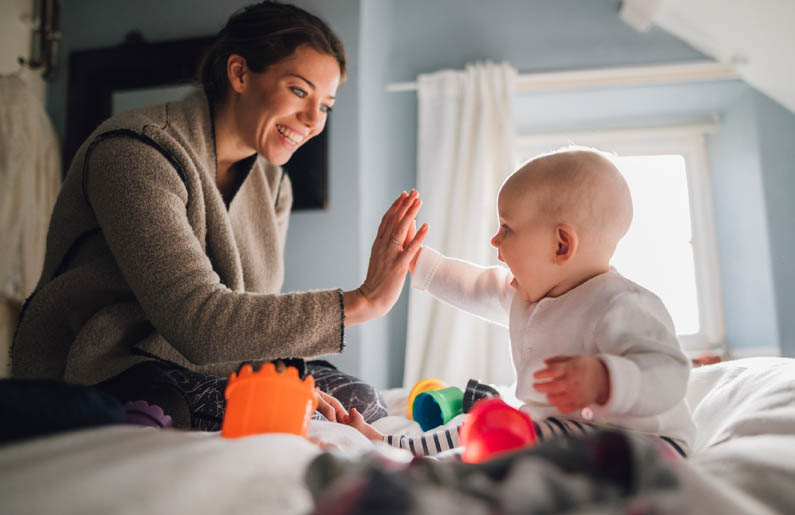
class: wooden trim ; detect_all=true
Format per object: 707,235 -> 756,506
387,60 -> 738,93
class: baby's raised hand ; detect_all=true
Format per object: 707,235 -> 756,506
532,355 -> 610,414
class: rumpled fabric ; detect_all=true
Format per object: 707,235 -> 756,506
306,429 -> 684,514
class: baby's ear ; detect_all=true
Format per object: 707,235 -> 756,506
554,224 -> 578,264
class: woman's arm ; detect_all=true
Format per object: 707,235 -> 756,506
86,137 -> 344,364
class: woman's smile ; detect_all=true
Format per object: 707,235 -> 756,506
275,123 -> 307,147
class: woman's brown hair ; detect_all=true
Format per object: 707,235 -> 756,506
198,1 -> 346,105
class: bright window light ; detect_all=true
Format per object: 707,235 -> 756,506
611,154 -> 700,335
518,129 -> 725,351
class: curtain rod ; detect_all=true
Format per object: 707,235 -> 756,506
386,60 -> 738,93
517,117 -> 720,146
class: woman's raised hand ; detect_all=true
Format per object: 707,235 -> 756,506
343,190 -> 428,327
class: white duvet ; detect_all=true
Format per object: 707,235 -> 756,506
1,357 -> 793,514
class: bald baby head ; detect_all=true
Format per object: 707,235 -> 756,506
502,147 -> 633,259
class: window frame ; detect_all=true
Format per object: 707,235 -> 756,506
517,126 -> 726,353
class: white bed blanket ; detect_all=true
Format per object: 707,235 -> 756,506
0,357 -> 793,514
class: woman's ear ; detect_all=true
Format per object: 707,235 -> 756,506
226,54 -> 248,94
554,224 -> 578,265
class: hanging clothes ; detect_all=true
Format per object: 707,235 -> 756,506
0,74 -> 61,376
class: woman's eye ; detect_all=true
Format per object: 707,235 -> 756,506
290,86 -> 306,98
320,104 -> 333,113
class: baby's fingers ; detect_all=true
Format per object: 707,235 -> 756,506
533,378 -> 568,395
533,364 -> 566,381
544,355 -> 573,365
400,224 -> 428,265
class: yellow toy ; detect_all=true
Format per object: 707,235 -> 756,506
406,378 -> 447,418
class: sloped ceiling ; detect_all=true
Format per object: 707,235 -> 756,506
620,0 -> 795,114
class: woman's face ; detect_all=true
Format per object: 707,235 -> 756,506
232,46 -> 341,166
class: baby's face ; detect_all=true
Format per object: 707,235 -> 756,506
490,183 -> 559,303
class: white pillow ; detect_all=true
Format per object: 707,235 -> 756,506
686,357 -> 795,454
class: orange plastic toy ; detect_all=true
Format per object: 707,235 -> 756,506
406,378 -> 447,418
221,363 -> 318,439
459,397 -> 537,463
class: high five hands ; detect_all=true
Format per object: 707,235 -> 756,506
343,190 -> 428,327
533,355 -> 611,414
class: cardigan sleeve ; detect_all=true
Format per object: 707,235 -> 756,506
411,246 -> 513,328
589,291 -> 690,418
84,136 -> 343,365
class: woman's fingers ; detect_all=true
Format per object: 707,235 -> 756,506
393,198 -> 422,243
315,393 -> 335,422
377,192 -> 408,240
404,220 -> 417,246
316,389 -> 349,424
382,190 -> 418,242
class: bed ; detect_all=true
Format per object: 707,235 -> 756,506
1,356 -> 793,514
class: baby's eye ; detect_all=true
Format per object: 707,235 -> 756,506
501,224 -> 511,234
290,86 -> 307,98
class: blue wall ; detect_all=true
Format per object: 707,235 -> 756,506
709,90 -> 781,355
755,93 -> 795,357
49,0 -> 795,388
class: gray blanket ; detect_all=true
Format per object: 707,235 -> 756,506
306,430 -> 684,514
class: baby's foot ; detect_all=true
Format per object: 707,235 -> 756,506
345,408 -> 384,441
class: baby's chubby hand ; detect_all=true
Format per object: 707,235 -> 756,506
532,355 -> 610,414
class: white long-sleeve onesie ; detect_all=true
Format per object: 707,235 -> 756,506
411,247 -> 696,454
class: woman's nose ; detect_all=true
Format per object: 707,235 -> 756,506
298,105 -> 323,131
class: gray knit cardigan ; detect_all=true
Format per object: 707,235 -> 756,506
12,91 -> 344,385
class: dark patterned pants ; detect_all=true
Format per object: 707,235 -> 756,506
97,360 -> 387,431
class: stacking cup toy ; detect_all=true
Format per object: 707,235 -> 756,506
407,378 -> 447,418
412,386 -> 464,431
462,379 -> 501,413
459,397 -> 536,463
221,363 -> 318,439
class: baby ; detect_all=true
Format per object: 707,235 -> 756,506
346,147 -> 696,458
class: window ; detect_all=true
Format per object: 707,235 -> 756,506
517,126 -> 725,353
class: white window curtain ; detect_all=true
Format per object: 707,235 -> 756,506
404,62 -> 518,388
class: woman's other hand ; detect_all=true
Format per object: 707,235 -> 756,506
343,190 -> 428,326
315,388 -> 349,423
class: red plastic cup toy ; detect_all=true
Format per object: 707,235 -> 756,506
459,397 -> 537,463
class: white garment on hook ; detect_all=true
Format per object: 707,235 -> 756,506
0,74 -> 61,375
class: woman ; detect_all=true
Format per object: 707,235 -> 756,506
12,1 -> 427,430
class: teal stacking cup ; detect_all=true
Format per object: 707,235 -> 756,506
412,386 -> 464,431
